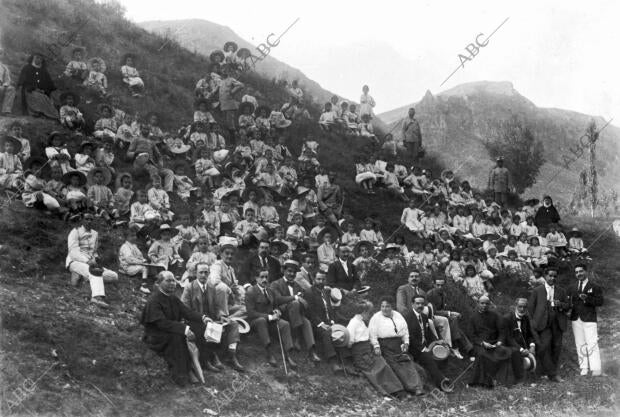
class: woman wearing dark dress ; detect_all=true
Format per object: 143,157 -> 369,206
17,53 -> 58,119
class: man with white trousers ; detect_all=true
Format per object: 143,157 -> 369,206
66,213 -> 118,307
568,263 -> 603,376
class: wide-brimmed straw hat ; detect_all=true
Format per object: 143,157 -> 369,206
87,167 -> 112,186
60,91 -> 80,105
269,240 -> 289,256
231,317 -> 250,334
331,324 -> 350,348
151,224 -> 180,239
567,227 -> 583,238
62,170 -> 87,186
88,57 -> 106,73
0,135 -> 22,154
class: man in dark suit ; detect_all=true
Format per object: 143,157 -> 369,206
240,240 -> 282,286
528,267 -> 570,382
568,263 -> 604,376
141,271 -> 212,386
403,295 -> 451,390
270,260 -> 317,357
303,270 -> 342,370
426,277 -> 472,359
503,297 -> 537,382
245,269 -> 297,368
396,270 -> 426,315
326,245 -> 361,292
181,263 -> 244,372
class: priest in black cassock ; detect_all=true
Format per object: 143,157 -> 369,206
141,271 -> 213,386
469,295 -> 520,388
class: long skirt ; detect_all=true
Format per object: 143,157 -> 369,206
24,90 -> 58,119
470,345 -> 516,387
378,337 -> 422,392
351,341 -> 404,396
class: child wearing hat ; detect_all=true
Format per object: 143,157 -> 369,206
0,136 -> 24,189
87,167 -> 116,222
381,244 -> 405,272
238,102 -> 257,133
59,93 -> 85,130
75,142 -> 96,175
7,122 -> 30,162
148,175 -> 174,221
63,47 -> 88,80
148,225 -> 184,274
62,171 -> 88,220
567,228 -> 588,256
118,227 -> 151,294
94,104 -> 118,140
120,54 -> 144,96
172,163 -> 196,202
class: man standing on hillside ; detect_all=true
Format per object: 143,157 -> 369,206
528,267 -> 570,382
568,264 -> 604,376
402,108 -> 422,162
488,156 -> 512,205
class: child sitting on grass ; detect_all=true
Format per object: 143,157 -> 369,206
94,104 -> 117,141
147,176 -> 174,221
62,171 -> 88,221
130,189 -> 161,230
59,92 -> 85,131
118,227 -> 151,294
75,142 -> 96,175
87,167 -> 116,222
181,236 -> 217,287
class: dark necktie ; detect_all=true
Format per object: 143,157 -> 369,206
418,315 -> 425,344
261,256 -> 267,268
578,281 -> 583,293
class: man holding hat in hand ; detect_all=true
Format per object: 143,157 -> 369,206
503,297 -> 537,382
270,260 -> 317,358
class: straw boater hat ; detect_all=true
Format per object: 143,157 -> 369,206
523,351 -> 537,372
382,243 -> 401,253
330,324 -> 350,348
283,259 -> 300,271
223,41 -> 238,52
230,317 -> 250,334
428,341 -> 451,361
209,50 -> 225,63
236,48 -> 251,59
330,288 -> 342,307
295,186 -> 311,198
269,111 -> 292,128
151,224 -> 179,240
0,135 -> 22,154
59,91 -> 80,105
88,57 -> 106,73
88,166 -> 112,186
62,170 -> 87,186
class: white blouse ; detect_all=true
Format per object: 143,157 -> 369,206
368,311 -> 409,348
346,314 -> 370,347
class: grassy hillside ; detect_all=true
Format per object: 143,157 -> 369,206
0,2 -> 619,417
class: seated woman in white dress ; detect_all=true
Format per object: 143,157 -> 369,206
120,53 -> 144,97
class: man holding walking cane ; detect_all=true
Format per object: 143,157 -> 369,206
246,269 -> 298,369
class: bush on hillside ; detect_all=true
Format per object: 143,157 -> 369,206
483,115 -> 545,193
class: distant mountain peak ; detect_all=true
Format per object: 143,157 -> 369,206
438,81 -> 517,98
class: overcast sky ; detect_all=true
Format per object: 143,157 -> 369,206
119,0 -> 619,121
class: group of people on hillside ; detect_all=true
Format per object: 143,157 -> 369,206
0,41 -> 605,401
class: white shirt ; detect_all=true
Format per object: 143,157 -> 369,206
578,278 -> 588,292
544,283 -> 555,306
368,311 -> 409,348
413,310 -> 425,344
346,314 -> 370,347
339,258 -> 349,275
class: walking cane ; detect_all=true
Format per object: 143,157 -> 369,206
338,351 -> 348,379
275,318 -> 289,376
